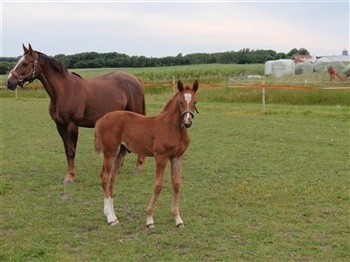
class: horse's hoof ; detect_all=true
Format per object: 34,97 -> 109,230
146,224 -> 154,229
177,223 -> 185,228
63,179 -> 73,185
108,220 -> 119,226
132,167 -> 142,174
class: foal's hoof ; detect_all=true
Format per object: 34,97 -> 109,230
177,223 -> 185,228
132,167 -> 142,174
63,178 -> 73,185
146,224 -> 155,229
108,220 -> 120,226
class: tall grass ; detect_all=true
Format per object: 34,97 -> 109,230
1,64 -> 349,105
70,64 -> 265,84
2,86 -> 348,106
197,87 -> 350,106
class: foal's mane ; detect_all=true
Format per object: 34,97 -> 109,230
37,51 -> 68,77
161,86 -> 191,113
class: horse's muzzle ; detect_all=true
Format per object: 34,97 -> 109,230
5,76 -> 18,90
183,120 -> 192,128
181,110 -> 194,128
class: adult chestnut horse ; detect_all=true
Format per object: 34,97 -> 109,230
94,80 -> 199,227
5,44 -> 145,184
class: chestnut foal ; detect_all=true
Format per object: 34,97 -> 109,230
94,80 -> 199,227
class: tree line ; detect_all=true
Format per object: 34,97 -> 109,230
0,48 -> 309,73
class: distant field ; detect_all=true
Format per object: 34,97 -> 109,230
1,94 -> 349,261
1,64 -> 349,106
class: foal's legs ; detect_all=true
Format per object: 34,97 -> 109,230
101,155 -> 117,225
146,154 -> 168,228
171,156 -> 184,227
56,122 -> 79,185
101,146 -> 127,225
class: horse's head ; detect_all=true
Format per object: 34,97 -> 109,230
5,44 -> 40,90
177,79 -> 199,128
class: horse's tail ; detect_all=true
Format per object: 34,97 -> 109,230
138,77 -> 147,116
94,125 -> 102,155
142,93 -> 146,116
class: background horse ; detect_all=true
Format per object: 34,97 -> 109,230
5,44 -> 146,184
94,80 -> 199,227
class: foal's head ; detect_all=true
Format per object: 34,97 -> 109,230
177,79 -> 199,128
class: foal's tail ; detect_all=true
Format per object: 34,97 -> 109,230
94,125 -> 102,155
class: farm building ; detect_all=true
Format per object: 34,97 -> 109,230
292,55 -> 313,63
316,55 -> 350,63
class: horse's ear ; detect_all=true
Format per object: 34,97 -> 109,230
177,80 -> 184,92
23,43 -> 29,53
28,44 -> 33,54
192,79 -> 199,92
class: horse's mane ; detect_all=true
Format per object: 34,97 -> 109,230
161,93 -> 178,113
37,51 -> 68,77
161,86 -> 191,113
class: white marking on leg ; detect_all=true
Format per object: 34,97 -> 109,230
146,215 -> 154,228
104,198 -> 119,225
175,215 -> 184,227
110,198 -> 118,221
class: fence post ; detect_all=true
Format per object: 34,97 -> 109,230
262,77 -> 265,113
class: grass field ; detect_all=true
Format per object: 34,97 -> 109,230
1,92 -> 349,261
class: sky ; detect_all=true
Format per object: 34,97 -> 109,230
1,0 -> 349,58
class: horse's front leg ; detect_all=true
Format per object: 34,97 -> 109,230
170,156 -> 184,227
56,123 -> 79,185
146,154 -> 168,228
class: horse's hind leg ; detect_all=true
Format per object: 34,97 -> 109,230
133,155 -> 145,174
106,146 -> 129,225
171,156 -> 184,227
101,154 -> 117,225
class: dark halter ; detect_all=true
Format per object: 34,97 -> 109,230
178,93 -> 199,127
10,56 -> 38,89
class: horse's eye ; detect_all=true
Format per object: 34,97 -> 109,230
179,101 -> 183,106
22,62 -> 28,67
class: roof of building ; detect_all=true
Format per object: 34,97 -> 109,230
316,56 -> 350,63
292,55 -> 313,60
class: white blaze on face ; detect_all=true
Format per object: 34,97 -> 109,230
6,56 -> 25,81
184,93 -> 192,105
183,93 -> 193,126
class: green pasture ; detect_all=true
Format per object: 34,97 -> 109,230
1,92 -> 349,261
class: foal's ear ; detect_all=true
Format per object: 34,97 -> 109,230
177,80 -> 184,92
192,79 -> 199,92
